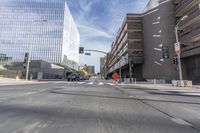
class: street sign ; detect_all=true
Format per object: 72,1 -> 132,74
85,53 -> 91,56
175,42 -> 180,51
175,42 -> 181,55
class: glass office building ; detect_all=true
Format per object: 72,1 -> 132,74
0,0 -> 80,69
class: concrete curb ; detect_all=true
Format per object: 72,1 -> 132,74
127,83 -> 200,91
0,79 -> 49,87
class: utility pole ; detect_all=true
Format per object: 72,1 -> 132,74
129,60 -> 133,83
119,57 -> 122,82
175,27 -> 183,81
26,19 -> 47,80
25,39 -> 32,81
174,15 -> 188,81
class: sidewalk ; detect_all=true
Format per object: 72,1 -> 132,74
0,77 -> 41,86
127,82 -> 200,96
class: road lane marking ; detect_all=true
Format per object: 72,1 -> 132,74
12,121 -> 41,133
88,82 -> 94,85
66,81 -> 75,84
0,89 -> 48,102
107,83 -> 115,86
118,83 -> 126,86
77,82 -> 85,85
171,118 -> 192,126
98,82 -> 104,86
53,81 -> 66,84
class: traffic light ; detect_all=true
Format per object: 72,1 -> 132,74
23,64 -> 27,70
24,52 -> 29,63
79,47 -> 84,54
23,53 -> 29,70
173,56 -> 178,65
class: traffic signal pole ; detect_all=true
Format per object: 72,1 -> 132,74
174,15 -> 188,81
26,19 -> 47,80
79,47 -> 132,82
119,57 -> 122,82
84,49 -> 108,54
129,60 -> 133,83
175,27 -> 183,81
26,29 -> 33,81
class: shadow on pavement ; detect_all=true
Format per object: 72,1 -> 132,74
49,90 -> 200,105
148,91 -> 200,98
49,90 -> 132,101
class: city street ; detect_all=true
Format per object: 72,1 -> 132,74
0,0 -> 200,133
0,79 -> 199,133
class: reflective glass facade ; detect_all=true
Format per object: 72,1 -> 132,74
0,0 -> 80,65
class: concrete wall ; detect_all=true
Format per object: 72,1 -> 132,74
142,0 -> 179,82
183,55 -> 200,83
29,60 -> 64,79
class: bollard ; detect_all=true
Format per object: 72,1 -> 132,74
184,80 -> 193,87
154,79 -> 156,85
172,80 -> 178,87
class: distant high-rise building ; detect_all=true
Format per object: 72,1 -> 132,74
86,66 -> 95,75
79,64 -> 95,75
0,0 -> 80,69
100,57 -> 106,78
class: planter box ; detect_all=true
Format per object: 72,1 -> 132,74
184,80 -> 193,87
172,80 -> 193,87
172,80 -> 178,87
178,80 -> 185,87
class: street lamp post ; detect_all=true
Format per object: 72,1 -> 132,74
129,60 -> 133,83
25,37 -> 32,81
26,19 -> 47,80
174,15 -> 188,81
119,57 -> 122,82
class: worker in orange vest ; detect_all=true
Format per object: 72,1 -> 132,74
112,72 -> 119,84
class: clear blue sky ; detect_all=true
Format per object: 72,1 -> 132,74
67,0 -> 149,72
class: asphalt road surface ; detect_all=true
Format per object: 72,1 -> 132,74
0,78 -> 199,133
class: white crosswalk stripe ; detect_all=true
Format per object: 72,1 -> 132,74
65,82 -> 123,86
77,82 -> 86,85
53,81 -> 68,84
63,81 -> 74,84
118,83 -> 126,86
88,82 -> 94,85
107,83 -> 115,86
98,82 -> 104,86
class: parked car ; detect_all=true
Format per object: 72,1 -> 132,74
79,75 -> 90,80
67,73 -> 80,81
